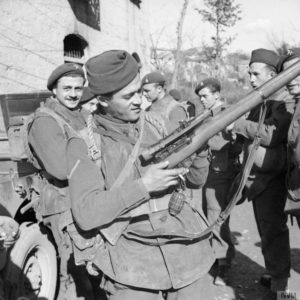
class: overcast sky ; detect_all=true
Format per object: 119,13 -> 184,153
148,0 -> 300,55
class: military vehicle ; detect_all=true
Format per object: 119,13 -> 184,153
0,92 -> 57,300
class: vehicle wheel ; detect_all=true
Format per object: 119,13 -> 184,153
4,222 -> 57,300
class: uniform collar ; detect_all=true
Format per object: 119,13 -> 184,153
94,113 -> 142,139
45,97 -> 85,129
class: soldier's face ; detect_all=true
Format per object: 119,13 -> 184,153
142,83 -> 161,102
283,58 -> 300,97
198,87 -> 218,109
248,62 -> 274,89
99,74 -> 142,122
53,76 -> 85,109
81,98 -> 99,113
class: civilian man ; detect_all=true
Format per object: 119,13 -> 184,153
233,48 -> 294,293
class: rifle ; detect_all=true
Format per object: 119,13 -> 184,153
140,102 -> 223,164
140,60 -> 300,168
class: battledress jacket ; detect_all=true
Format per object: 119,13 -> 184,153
28,97 -> 86,181
206,101 -> 242,182
233,89 -> 295,199
147,93 -> 188,131
66,113 -> 215,290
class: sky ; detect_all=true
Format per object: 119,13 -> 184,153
148,0 -> 300,55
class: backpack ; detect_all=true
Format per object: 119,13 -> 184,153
7,105 -> 101,170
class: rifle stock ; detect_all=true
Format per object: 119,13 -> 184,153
142,60 -> 300,169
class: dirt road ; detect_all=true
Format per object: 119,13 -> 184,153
199,200 -> 300,300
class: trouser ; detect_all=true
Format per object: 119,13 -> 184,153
43,214 -> 96,300
203,177 -> 235,263
252,175 -> 291,279
102,275 -> 207,300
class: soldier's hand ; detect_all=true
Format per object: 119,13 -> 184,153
141,161 -> 188,194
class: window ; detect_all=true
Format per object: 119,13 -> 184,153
63,34 -> 88,65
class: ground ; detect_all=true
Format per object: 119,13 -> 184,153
199,200 -> 300,300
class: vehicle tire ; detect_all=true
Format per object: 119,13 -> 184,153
4,222 -> 57,300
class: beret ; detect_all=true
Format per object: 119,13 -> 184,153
249,48 -> 279,69
277,48 -> 300,72
86,50 -> 139,95
141,72 -> 165,87
169,89 -> 181,101
80,87 -> 95,103
195,78 -> 221,95
47,63 -> 85,91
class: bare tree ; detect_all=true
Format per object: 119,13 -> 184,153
171,0 -> 189,89
195,0 -> 242,64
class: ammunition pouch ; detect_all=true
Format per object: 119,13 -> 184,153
36,179 -> 70,216
66,223 -> 102,267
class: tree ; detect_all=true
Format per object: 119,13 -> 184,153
195,0 -> 242,65
171,0 -> 190,88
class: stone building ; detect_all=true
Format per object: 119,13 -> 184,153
0,0 -> 151,93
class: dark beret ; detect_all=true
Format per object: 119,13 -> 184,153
277,48 -> 300,72
141,72 -> 166,87
86,50 -> 139,95
249,48 -> 279,69
195,78 -> 221,95
80,87 -> 95,103
47,63 -> 85,91
169,89 -> 181,101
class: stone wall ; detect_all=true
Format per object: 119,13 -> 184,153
0,0 -> 151,93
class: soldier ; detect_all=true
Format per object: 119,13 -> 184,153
141,72 -> 188,129
66,50 -> 215,300
80,87 -> 99,114
279,48 -> 300,226
28,63 -> 96,300
169,88 -> 196,118
232,49 -> 294,293
195,78 -> 242,286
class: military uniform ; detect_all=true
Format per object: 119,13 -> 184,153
67,50 -> 215,300
203,101 -> 241,265
142,72 -> 188,130
147,93 -> 188,129
28,62 -> 97,300
233,88 -> 294,284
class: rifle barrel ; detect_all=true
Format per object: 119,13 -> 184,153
165,60 -> 300,168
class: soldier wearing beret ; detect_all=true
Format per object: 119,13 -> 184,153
28,63 -> 97,299
280,48 -> 300,226
141,71 -> 189,131
195,78 -> 242,286
232,48 -> 294,293
65,50 -> 215,300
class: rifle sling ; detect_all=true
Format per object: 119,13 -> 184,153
100,113 -> 145,245
123,103 -> 268,246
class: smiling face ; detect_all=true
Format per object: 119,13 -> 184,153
248,62 -> 275,89
53,76 -> 85,109
283,57 -> 300,97
98,73 -> 142,122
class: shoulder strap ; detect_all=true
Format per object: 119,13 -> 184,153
110,112 -> 146,189
122,102 -> 269,246
36,106 -> 78,137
